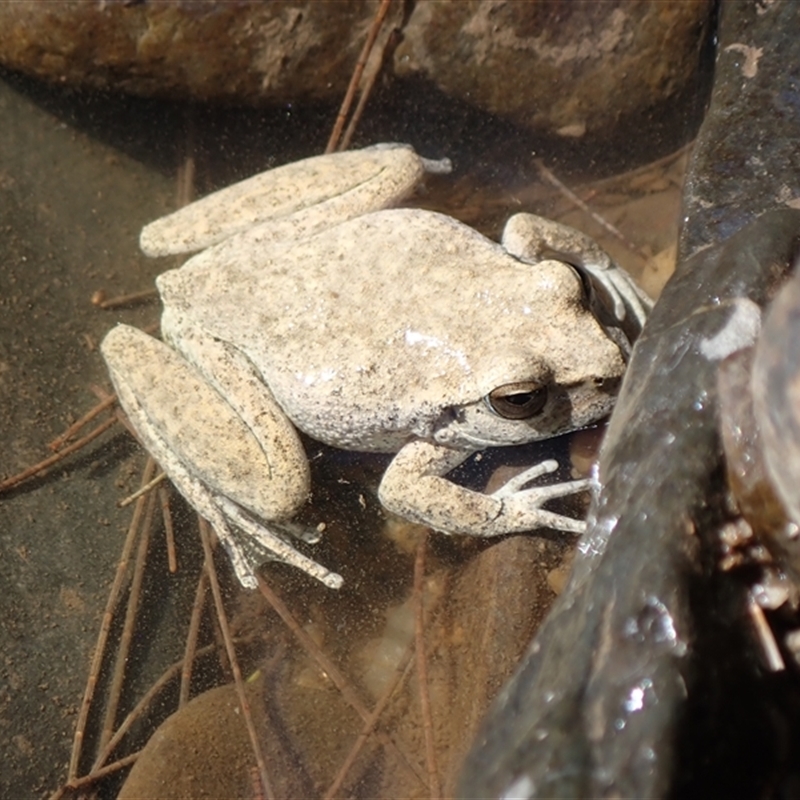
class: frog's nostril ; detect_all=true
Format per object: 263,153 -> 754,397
594,375 -> 622,394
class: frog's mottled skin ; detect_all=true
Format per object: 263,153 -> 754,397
102,144 -> 650,589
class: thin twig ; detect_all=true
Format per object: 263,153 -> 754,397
535,159 -> 643,256
177,154 -> 196,209
159,484 -> 178,573
0,416 -> 118,494
92,288 -> 159,310
90,634 -> 258,773
198,518 -> 276,800
91,654 -> 190,771
323,642 -> 416,800
339,17 -> 397,152
249,765 -> 268,800
90,386 -> 141,441
51,751 -> 140,800
96,483 -> 157,760
118,470 -> 166,507
257,574 -> 428,789
77,750 -> 141,785
209,558 -> 234,682
414,534 -> 441,799
114,407 -> 141,441
48,394 -> 117,451
176,105 -> 197,209
179,567 -> 208,707
574,140 -> 694,195
325,0 -> 393,153
749,597 -> 785,671
67,456 -> 157,781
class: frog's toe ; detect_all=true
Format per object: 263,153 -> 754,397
491,460 -> 560,497
521,476 -> 593,502
492,461 -> 592,501
528,509 -> 588,534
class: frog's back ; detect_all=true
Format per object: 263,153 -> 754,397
158,208 -> 590,450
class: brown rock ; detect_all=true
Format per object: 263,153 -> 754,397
117,673 -> 313,800
1,1 -> 711,138
0,0 -> 390,104
395,0 -> 714,136
368,536 -> 569,797
436,534 -> 571,796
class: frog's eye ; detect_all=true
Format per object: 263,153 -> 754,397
486,381 -> 548,420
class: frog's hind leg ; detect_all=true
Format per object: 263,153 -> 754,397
140,144 -> 451,257
502,213 -> 652,342
101,324 -> 342,589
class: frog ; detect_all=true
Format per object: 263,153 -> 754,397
101,143 -> 651,590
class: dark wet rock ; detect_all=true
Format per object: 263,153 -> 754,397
0,0 -> 713,137
746,267 -> 800,582
680,0 -> 800,259
459,0 -> 800,796
460,211 -> 800,800
718,346 -> 790,552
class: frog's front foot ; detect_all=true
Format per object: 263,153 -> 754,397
379,441 -> 592,539
490,460 -> 592,536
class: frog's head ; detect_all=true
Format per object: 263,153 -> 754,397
430,329 -> 625,451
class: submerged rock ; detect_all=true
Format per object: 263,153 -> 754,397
117,674 -> 314,800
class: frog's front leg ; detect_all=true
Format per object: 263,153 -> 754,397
378,440 -> 590,537
502,213 -> 652,343
101,324 -> 343,590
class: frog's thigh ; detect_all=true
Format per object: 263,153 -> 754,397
102,325 -> 309,523
379,441 -> 505,534
141,145 -> 436,256
502,212 -> 651,331
502,212 -> 610,267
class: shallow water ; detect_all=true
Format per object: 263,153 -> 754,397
0,64 -> 690,798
